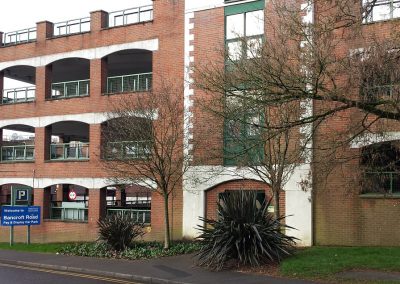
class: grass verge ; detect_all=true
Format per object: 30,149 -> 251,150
280,246 -> 400,280
0,243 -> 66,253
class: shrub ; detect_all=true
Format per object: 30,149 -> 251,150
196,190 -> 297,271
97,214 -> 145,251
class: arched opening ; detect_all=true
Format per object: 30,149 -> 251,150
103,49 -> 152,94
44,184 -> 89,221
104,184 -> 151,224
46,121 -> 89,161
101,117 -> 152,160
205,179 -> 272,220
48,58 -> 90,99
360,140 -> 400,194
1,65 -> 36,104
1,124 -> 35,162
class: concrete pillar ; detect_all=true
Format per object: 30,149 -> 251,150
0,32 -> 3,46
36,21 -> 53,42
90,58 -> 108,97
35,66 -> 52,102
88,188 -> 106,225
35,127 -> 51,162
90,10 -> 109,32
89,124 -> 102,162
33,188 -> 50,220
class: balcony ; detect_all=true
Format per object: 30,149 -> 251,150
1,145 -> 34,162
108,5 -> 153,27
107,208 -> 151,224
50,143 -> 89,161
50,201 -> 88,222
105,141 -> 151,160
2,27 -> 37,46
107,73 -> 152,94
51,79 -> 90,100
1,87 -> 35,104
53,17 -> 91,37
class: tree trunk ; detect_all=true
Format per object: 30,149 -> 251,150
163,193 -> 171,249
273,191 -> 280,220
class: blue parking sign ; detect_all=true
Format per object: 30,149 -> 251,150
1,206 -> 41,226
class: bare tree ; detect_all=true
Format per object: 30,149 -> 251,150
102,80 -> 190,249
194,0 -> 400,195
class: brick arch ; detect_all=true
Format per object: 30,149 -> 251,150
205,179 -> 285,220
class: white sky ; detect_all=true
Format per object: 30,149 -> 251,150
0,0 -> 152,32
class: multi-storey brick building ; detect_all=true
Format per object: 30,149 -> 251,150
1,0 -> 399,246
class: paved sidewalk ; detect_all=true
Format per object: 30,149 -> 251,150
0,249 -> 316,284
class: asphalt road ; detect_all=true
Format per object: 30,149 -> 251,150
0,262 -> 141,284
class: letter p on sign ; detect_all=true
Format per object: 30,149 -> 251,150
16,189 -> 28,201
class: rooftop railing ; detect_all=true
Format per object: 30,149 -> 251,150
1,145 -> 35,162
51,79 -> 90,99
107,73 -> 152,94
108,5 -> 153,28
2,27 -> 37,45
53,17 -> 91,37
1,87 -> 35,104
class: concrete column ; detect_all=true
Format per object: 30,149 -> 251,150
33,188 -> 50,220
89,124 -> 102,162
90,10 -> 109,32
90,58 -> 108,97
36,21 -> 53,42
88,188 -> 106,225
35,66 -> 52,102
35,127 -> 51,162
0,32 -> 3,46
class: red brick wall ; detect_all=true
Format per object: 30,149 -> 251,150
205,179 -> 285,221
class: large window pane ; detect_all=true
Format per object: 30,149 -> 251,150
226,14 -> 245,39
247,37 -> 263,58
246,10 -> 264,36
227,40 -> 243,61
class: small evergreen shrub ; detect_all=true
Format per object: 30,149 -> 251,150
97,214 -> 145,251
196,190 -> 297,271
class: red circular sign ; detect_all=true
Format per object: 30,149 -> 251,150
68,190 -> 77,201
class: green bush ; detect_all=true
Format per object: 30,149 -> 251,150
196,190 -> 297,271
97,214 -> 145,251
59,241 -> 202,260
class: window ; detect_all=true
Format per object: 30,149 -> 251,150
224,109 -> 264,166
361,141 -> 400,194
363,0 -> 400,23
226,9 -> 264,60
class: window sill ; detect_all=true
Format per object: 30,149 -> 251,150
362,17 -> 400,26
359,193 -> 400,199
46,159 -> 89,163
44,219 -> 88,223
0,160 -> 35,164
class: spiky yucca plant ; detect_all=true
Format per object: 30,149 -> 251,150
98,214 -> 145,251
196,190 -> 297,271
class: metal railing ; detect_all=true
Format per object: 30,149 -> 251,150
106,199 -> 151,207
108,5 -> 153,27
3,27 -> 37,45
51,79 -> 90,99
363,84 -> 400,99
105,141 -> 151,160
107,208 -> 151,224
50,206 -> 88,221
1,87 -> 35,104
107,73 -> 152,94
363,171 -> 400,194
1,145 -> 35,162
50,143 -> 89,160
54,17 -> 91,36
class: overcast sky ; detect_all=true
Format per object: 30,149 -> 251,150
0,0 -> 152,32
